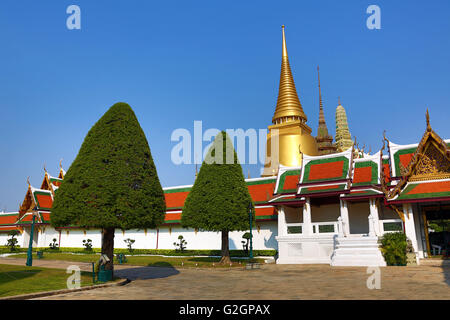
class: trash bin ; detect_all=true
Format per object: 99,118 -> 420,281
97,265 -> 112,282
37,251 -> 43,259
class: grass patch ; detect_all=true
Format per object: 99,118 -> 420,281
0,264 -> 94,298
2,247 -> 277,257
9,252 -> 264,268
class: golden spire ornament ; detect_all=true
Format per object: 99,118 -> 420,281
272,25 -> 307,124
315,66 -> 336,155
261,26 -> 318,176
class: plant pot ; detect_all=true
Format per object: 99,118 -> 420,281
406,252 -> 417,266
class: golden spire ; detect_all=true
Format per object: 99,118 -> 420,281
317,66 -> 325,126
272,25 -> 307,124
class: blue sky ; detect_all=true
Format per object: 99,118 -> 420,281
1,1 -> 449,211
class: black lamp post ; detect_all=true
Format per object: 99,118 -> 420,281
248,202 -> 253,259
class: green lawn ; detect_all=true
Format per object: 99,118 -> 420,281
0,264 -> 94,298
10,252 -> 264,268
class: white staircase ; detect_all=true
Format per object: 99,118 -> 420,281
330,235 -> 387,267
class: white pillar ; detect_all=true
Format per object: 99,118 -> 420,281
339,199 -> 350,236
302,198 -> 313,236
278,206 -> 286,237
369,199 -> 381,236
403,203 -> 420,263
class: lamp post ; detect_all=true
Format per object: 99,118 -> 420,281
248,202 -> 253,260
26,210 -> 38,267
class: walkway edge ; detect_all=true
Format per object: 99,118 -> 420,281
0,278 -> 131,300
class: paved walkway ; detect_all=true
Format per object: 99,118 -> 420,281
1,258 -> 449,299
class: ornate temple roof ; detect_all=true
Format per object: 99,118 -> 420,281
300,147 -> 353,185
385,111 -> 450,204
0,212 -> 21,232
163,176 -> 278,224
274,166 -> 302,194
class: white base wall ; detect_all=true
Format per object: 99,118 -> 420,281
0,232 -> 24,248
276,236 -> 335,264
17,221 -> 278,251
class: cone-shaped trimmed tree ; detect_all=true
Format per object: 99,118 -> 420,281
181,131 -> 254,264
51,102 -> 166,273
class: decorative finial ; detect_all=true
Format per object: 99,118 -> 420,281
43,163 -> 47,173
248,169 -> 251,179
27,176 -> 30,186
59,158 -> 63,169
317,66 -> 322,103
281,25 -> 288,58
338,96 -> 341,105
426,109 -> 431,131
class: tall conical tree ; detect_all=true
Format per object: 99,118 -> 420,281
181,131 -> 254,264
51,102 -> 166,274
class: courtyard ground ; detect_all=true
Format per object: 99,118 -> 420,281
0,257 -> 448,300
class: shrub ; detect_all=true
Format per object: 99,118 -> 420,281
49,238 -> 59,250
82,239 -> 93,252
241,232 -> 252,254
380,232 -> 407,266
6,230 -> 20,252
124,238 -> 135,253
173,235 -> 187,252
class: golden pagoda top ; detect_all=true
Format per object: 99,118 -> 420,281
272,25 -> 308,124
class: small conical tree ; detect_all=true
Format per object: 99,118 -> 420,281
181,131 -> 254,264
51,102 -> 166,273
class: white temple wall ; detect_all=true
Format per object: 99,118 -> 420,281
26,221 -> 278,251
347,201 -> 370,234
58,229 -> 102,248
0,232 -> 24,248
115,229 -> 158,249
36,226 -> 60,248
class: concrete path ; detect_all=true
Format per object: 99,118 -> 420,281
1,257 -> 449,300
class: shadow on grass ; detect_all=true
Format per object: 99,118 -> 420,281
0,269 -> 42,285
114,265 -> 180,280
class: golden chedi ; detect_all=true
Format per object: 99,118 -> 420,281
262,26 -> 318,176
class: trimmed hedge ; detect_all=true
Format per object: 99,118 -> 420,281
0,246 -> 27,254
25,247 -> 277,257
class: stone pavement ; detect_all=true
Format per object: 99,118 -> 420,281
1,257 -> 449,300
38,264 -> 450,300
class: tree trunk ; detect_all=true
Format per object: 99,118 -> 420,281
219,230 -> 231,264
101,227 -> 115,276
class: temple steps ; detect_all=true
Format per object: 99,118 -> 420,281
330,235 -> 387,267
